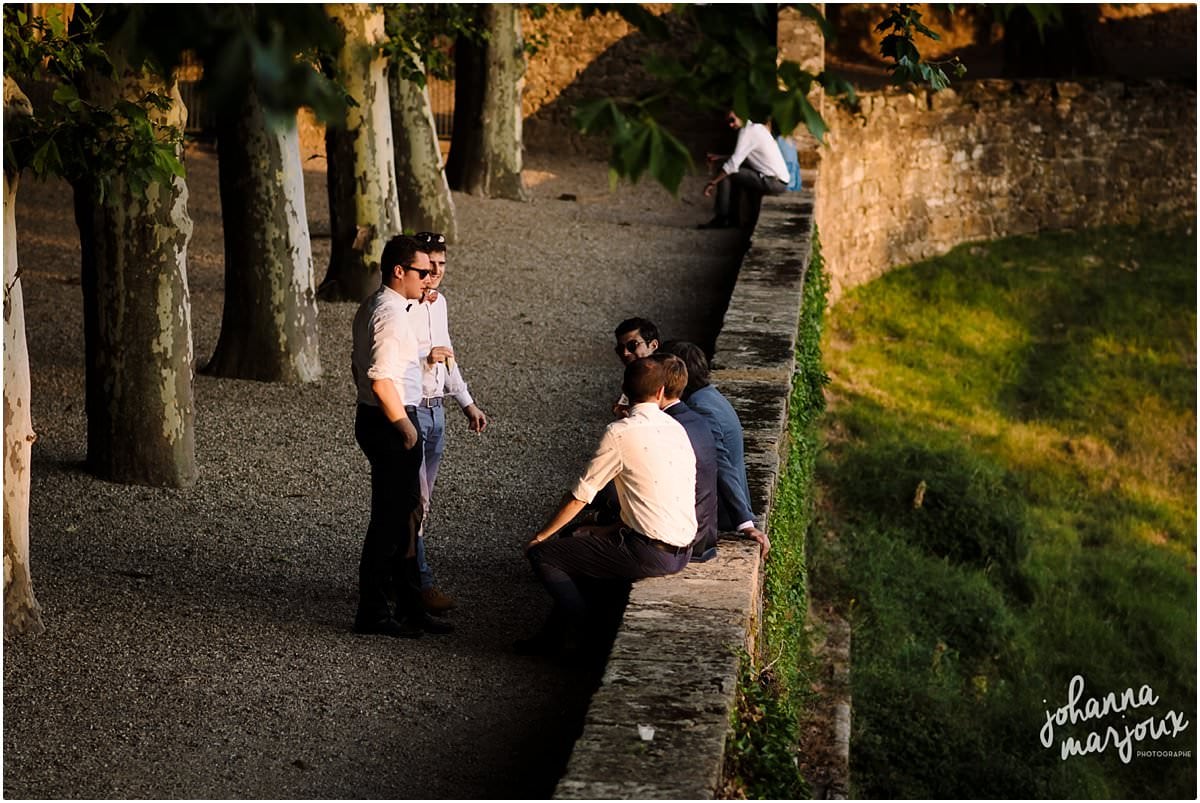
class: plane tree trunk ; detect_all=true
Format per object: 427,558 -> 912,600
3,77 -> 45,637
390,59 -> 457,241
318,3 -> 403,303
205,81 -> 321,383
73,55 -> 197,487
446,5 -> 528,201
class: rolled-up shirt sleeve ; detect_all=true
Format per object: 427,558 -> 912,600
571,429 -> 622,503
366,307 -> 416,406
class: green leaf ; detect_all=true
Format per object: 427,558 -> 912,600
797,93 -> 828,144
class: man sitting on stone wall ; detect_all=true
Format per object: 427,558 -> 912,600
699,109 -> 791,233
518,357 -> 697,657
663,341 -> 770,557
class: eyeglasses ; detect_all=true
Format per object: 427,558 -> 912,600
616,338 -> 646,355
414,232 -> 446,246
402,266 -> 432,280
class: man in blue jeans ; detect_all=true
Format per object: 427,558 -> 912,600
410,231 -> 488,614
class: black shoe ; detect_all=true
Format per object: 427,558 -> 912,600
404,612 -> 454,635
697,216 -> 733,230
354,617 -> 423,638
513,630 -> 564,657
690,545 -> 719,563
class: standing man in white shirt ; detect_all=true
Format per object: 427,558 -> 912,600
699,110 -> 791,231
409,231 -> 488,614
350,235 -> 452,638
517,358 -> 697,657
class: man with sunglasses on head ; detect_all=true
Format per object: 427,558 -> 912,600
350,235 -> 453,638
698,109 -> 790,232
408,231 -> 488,615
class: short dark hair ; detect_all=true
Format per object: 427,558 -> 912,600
379,235 -> 424,276
622,357 -> 667,404
662,340 -> 710,395
649,353 -> 688,399
614,317 -> 660,346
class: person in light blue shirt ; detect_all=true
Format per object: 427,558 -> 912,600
663,340 -> 770,557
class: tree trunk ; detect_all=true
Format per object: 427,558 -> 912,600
447,6 -> 528,201
205,81 -> 322,383
390,60 -> 458,242
3,77 -> 45,637
318,3 -> 403,303
445,24 -> 484,192
74,61 -> 197,487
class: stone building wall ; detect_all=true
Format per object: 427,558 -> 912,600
813,79 -> 1197,302
520,4 -> 721,159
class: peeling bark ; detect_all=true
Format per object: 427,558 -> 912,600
318,3 -> 403,303
74,58 -> 197,487
3,77 -> 45,637
390,59 -> 458,242
205,81 -> 322,383
450,5 -> 528,201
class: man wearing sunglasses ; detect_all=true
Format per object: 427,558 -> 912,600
611,317 -> 660,418
350,235 -> 452,638
407,231 -> 488,615
699,110 -> 790,232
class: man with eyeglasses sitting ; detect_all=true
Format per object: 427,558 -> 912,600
611,317 -> 660,418
350,235 -> 453,639
407,231 -> 488,615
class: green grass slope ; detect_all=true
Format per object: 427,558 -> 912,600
814,226 -> 1197,799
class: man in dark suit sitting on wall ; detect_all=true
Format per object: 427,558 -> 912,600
649,352 -> 720,563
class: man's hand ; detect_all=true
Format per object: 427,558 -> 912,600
612,402 -> 630,418
424,289 -> 440,303
743,525 -> 770,558
394,416 -> 419,450
464,403 -> 487,433
427,345 -> 454,366
524,532 -> 550,556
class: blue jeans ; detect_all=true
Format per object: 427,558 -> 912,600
415,403 -> 447,590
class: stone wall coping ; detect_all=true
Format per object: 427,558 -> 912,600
554,186 -> 816,799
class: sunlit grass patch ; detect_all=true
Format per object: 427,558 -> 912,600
814,225 -> 1197,798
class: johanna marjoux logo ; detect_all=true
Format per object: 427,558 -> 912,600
1040,675 -> 1191,763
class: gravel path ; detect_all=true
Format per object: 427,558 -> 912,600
3,145 -> 744,799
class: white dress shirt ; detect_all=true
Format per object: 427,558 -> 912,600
409,292 -> 474,408
572,402 -> 697,547
351,285 -> 423,407
723,121 -> 790,183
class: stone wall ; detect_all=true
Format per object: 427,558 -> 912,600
814,79 -> 1197,302
521,4 -> 721,160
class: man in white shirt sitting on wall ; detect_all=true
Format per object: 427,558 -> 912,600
409,231 -> 488,615
517,357 -> 697,657
699,109 -> 791,232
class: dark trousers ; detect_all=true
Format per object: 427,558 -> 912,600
715,167 -> 788,231
354,403 -> 425,625
527,527 -> 690,637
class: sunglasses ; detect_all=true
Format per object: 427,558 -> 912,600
402,265 -> 432,280
414,231 -> 446,246
616,338 -> 646,355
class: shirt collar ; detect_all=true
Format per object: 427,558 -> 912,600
629,401 -> 661,416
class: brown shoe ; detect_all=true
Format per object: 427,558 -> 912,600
421,587 -> 457,613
